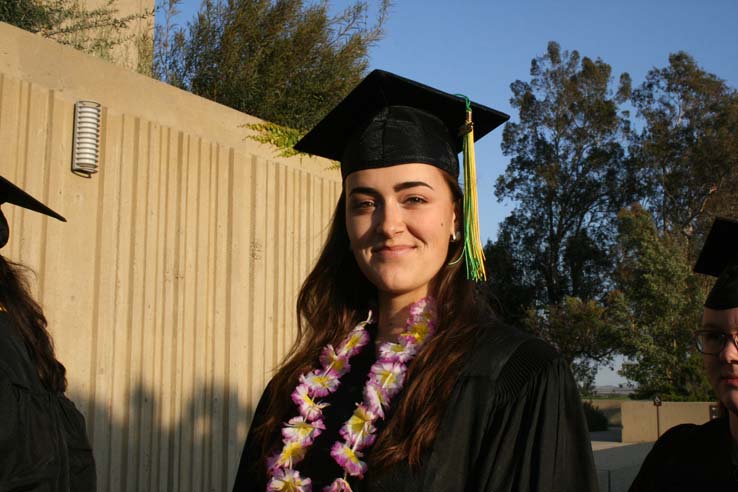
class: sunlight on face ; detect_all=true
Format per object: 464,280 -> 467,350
702,307 -> 738,415
344,163 -> 458,303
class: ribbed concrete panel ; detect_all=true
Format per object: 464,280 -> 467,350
0,22 -> 341,491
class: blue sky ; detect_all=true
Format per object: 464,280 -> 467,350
161,0 -> 738,385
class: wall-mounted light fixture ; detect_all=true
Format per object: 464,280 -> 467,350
71,100 -> 102,177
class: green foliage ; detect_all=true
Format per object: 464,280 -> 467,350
491,43 -> 738,396
630,52 -> 738,236
243,122 -> 305,158
1,0 -> 153,70
484,236 -> 535,325
490,42 -> 636,388
582,401 -> 609,431
612,205 -> 711,400
154,0 -> 390,131
523,296 -> 623,394
496,41 -> 633,307
1,0 -> 50,32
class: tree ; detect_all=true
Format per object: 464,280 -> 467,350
495,41 -> 634,308
489,42 -> 636,387
613,53 -> 738,400
629,52 -> 738,238
155,0 -> 390,131
611,205 -> 711,400
1,0 -> 152,67
522,295 -> 624,394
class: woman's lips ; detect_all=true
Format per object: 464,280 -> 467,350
372,245 -> 415,258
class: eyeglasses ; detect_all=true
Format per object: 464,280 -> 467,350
694,330 -> 738,355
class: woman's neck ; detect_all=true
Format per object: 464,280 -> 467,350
376,290 -> 428,344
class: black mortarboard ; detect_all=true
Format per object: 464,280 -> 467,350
0,175 -> 66,249
293,69 -> 509,180
694,217 -> 738,310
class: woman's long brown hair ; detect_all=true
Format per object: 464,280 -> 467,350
254,174 -> 491,468
0,255 -> 67,393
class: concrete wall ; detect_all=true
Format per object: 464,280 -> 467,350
587,399 -> 624,427
621,401 -> 715,443
0,22 -> 340,491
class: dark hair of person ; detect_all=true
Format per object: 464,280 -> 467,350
0,255 -> 67,393
254,172 -> 492,469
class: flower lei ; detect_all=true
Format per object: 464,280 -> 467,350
266,297 -> 437,492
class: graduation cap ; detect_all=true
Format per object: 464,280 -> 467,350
694,217 -> 738,310
294,69 -> 509,281
0,175 -> 66,249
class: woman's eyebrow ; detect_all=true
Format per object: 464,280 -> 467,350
348,181 -> 434,196
394,181 -> 434,192
348,186 -> 378,196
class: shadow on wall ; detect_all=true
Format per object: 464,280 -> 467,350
69,382 -> 253,492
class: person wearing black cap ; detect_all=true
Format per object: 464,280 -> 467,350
630,217 -> 738,491
0,176 -> 96,491
233,70 -> 597,492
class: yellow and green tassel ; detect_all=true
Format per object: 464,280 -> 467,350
456,95 -> 486,282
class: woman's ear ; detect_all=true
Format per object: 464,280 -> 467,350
453,201 -> 462,237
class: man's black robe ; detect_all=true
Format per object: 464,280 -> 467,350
233,322 -> 598,491
630,417 -> 737,491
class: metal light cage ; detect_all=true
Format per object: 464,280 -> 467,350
72,100 -> 102,177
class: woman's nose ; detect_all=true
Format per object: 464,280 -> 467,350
376,202 -> 405,237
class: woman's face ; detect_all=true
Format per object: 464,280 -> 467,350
344,163 -> 458,302
702,307 -> 738,414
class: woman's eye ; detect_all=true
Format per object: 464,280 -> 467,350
352,200 -> 375,210
404,196 -> 427,205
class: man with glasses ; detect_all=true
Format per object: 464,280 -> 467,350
630,217 -> 738,491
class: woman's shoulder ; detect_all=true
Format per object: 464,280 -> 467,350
463,318 -> 561,380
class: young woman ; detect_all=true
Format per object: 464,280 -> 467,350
0,176 -> 96,490
233,70 -> 597,492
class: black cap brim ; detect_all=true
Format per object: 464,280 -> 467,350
0,176 -> 66,222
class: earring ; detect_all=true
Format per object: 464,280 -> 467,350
451,231 -> 461,243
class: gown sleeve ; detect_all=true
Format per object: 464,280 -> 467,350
480,340 -> 597,492
423,338 -> 598,492
232,382 -> 274,491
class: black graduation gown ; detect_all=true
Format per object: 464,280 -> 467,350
0,312 -> 96,492
233,322 -> 598,492
629,417 -> 737,491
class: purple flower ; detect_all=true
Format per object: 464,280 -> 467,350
338,404 -> 377,449
330,442 -> 367,478
363,381 -> 389,419
323,478 -> 353,492
267,468 -> 312,492
291,384 -> 329,421
319,345 -> 351,377
369,361 -> 406,397
300,370 -> 340,398
377,342 -> 415,363
337,328 -> 370,358
281,416 -> 325,445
